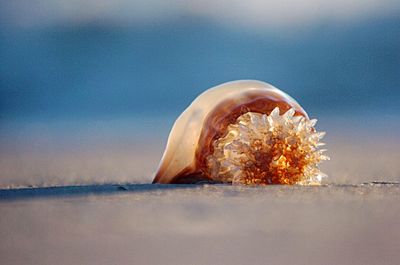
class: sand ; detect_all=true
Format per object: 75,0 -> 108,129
1,183 -> 400,265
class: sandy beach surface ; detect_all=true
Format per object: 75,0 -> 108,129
1,183 -> 400,265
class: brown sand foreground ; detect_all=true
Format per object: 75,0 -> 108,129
1,184 -> 400,265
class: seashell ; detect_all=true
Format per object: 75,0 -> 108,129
152,80 -> 329,185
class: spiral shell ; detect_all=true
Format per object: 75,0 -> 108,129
153,80 -> 328,185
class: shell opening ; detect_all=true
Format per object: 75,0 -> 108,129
206,107 -> 329,185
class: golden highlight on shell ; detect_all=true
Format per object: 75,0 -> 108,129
153,80 -> 329,185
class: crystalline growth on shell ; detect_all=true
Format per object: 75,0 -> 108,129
206,108 -> 329,185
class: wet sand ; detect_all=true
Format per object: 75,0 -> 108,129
1,183 -> 400,265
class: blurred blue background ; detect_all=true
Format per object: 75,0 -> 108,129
1,0 -> 400,120
0,0 -> 399,187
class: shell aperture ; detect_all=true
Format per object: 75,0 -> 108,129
152,80 -> 328,185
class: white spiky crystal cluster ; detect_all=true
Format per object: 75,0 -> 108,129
206,107 -> 329,185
